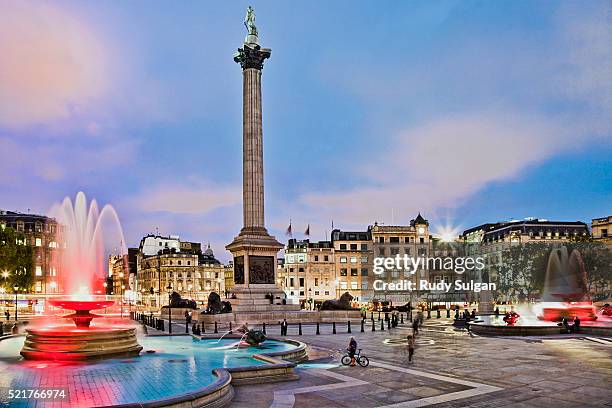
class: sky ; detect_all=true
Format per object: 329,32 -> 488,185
0,1 -> 611,261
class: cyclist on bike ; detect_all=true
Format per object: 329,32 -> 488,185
347,336 -> 357,366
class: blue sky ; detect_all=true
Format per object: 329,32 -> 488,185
0,1 -> 610,260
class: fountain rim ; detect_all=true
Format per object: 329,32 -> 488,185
48,299 -> 115,312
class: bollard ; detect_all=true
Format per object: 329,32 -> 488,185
262,322 -> 266,335
372,319 -> 376,331
298,322 -> 302,335
385,312 -> 389,322
409,311 -> 413,322
447,309 -> 451,318
214,321 -> 218,334
202,323 -> 206,333
378,311 -> 381,321
361,319 -> 364,332
427,309 -> 431,319
400,314 -> 404,324
229,322 -> 232,334
185,320 -> 189,334
387,318 -> 391,330
316,322 -> 320,335
437,309 -> 441,319
371,312 -> 374,320
333,322 -> 336,334
380,319 -> 384,331
347,321 -> 351,333
161,320 -> 165,332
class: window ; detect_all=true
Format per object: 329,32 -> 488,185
325,291 -> 330,295
390,236 -> 400,243
35,281 -> 42,292
299,291 -> 304,296
350,256 -> 357,263
48,241 -> 58,248
350,281 -> 358,290
324,255 -> 329,262
187,261 -> 191,265
378,237 -> 384,243
298,267 -> 304,272
35,238 -> 42,247
340,244 -> 347,250
350,268 -> 358,276
378,248 -> 385,256
35,223 -> 42,233
314,278 -> 319,286
35,266 -> 42,276
289,267 -> 294,273
404,247 -> 411,255
49,267 -> 57,276
404,237 -> 410,243
340,257 -> 347,263
350,244 -> 357,250
299,277 -> 304,287
361,268 -> 368,276
361,244 -> 368,250
178,260 -> 182,266
361,282 -> 368,289
361,256 -> 368,263
419,237 -> 425,244
314,255 -> 319,261
314,291 -> 319,295
340,282 -> 347,289
290,278 -> 294,287
340,268 -> 347,276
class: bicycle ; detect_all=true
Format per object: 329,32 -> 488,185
341,348 -> 369,367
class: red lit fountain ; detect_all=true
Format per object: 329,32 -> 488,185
20,192 -> 142,361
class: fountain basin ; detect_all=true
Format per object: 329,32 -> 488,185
20,326 -> 143,361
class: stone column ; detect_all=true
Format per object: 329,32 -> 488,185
242,67 -> 265,233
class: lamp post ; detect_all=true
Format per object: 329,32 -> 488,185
166,284 -> 173,334
119,272 -> 124,318
13,286 -> 19,321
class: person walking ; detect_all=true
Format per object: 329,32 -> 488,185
407,334 -> 415,362
412,316 -> 419,336
280,319 -> 288,336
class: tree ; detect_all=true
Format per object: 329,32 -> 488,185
0,226 -> 34,292
566,241 -> 612,298
497,243 -> 550,302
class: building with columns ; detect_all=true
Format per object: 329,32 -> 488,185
592,216 -> 612,247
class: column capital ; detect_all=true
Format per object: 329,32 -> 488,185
234,43 -> 271,70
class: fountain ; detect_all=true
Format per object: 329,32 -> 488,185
19,192 -> 143,361
538,247 -> 597,321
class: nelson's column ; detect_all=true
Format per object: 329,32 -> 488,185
226,7 -> 298,315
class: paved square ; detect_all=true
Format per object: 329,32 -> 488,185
230,319 -> 612,408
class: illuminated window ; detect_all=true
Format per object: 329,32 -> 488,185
340,257 -> 347,263
350,256 -> 357,263
350,281 -> 358,289
35,266 -> 42,276
35,238 -> 42,247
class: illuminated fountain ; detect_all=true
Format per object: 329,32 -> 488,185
19,192 -> 142,361
538,247 -> 597,321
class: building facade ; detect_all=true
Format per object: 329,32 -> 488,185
0,211 -> 64,294
134,235 -> 225,307
369,213 -> 432,304
331,230 -> 373,302
592,216 -> 612,246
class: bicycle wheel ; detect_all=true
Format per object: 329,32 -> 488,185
358,356 -> 369,367
341,355 -> 352,366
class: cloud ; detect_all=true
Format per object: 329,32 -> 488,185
132,183 -> 242,214
288,2 -> 612,229
0,1 -> 109,128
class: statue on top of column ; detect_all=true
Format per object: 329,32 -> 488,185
244,6 -> 258,37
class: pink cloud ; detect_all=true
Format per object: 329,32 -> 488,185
0,1 -> 109,128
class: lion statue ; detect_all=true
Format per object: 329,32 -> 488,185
320,291 -> 357,310
168,291 -> 197,309
201,291 -> 232,314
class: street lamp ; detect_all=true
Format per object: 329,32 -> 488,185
121,285 -> 126,318
13,286 -> 19,321
166,284 -> 173,334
